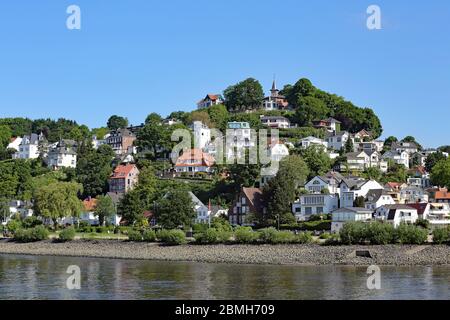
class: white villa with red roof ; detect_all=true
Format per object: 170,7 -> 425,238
197,94 -> 224,109
174,148 -> 215,174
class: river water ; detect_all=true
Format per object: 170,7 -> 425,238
0,254 -> 448,300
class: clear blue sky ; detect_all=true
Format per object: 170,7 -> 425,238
0,0 -> 449,148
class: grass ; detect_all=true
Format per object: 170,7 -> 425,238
49,231 -> 128,241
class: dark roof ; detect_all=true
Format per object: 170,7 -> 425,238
242,187 -> 264,214
387,209 -> 397,220
365,189 -> 383,203
406,203 -> 428,215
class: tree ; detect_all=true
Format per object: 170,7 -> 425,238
156,190 -> 196,229
295,96 -> 328,126
353,196 -> 365,208
285,78 -> 316,107
344,137 -> 354,153
430,158 -> 450,188
0,125 -> 12,149
107,115 -> 128,130
117,166 -> 157,225
278,155 -> 310,188
363,167 -> 382,181
95,195 -> 115,226
76,144 -> 115,198
263,169 -> 297,226
207,104 -> 229,131
425,152 -> 446,173
34,182 -> 83,228
223,78 -> 264,111
300,145 -> 332,178
145,113 -> 162,124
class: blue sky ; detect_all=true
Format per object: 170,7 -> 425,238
0,0 -> 449,148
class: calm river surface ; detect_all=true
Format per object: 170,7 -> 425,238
0,254 -> 448,300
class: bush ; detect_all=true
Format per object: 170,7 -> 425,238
22,216 -> 43,229
319,233 -> 331,240
339,222 -> 368,245
128,230 -> 143,242
217,230 -> 233,243
324,233 -> 341,246
394,224 -> 428,244
414,219 -> 430,230
158,229 -> 186,245
14,225 -> 49,243
142,229 -> 157,242
6,220 -> 22,233
295,231 -> 313,244
258,227 -> 278,243
432,228 -> 449,244
235,227 -> 259,244
299,220 -> 332,231
365,223 -> 395,245
59,227 -> 76,242
195,228 -> 219,244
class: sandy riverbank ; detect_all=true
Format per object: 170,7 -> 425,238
0,239 -> 449,266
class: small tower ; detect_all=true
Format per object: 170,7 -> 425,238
270,78 -> 279,98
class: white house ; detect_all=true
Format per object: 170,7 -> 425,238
192,121 -> 211,149
269,141 -> 289,162
304,172 -> 344,195
260,116 -> 290,129
189,192 -> 212,224
174,148 -> 215,174
299,136 -> 328,150
2,200 -> 33,225
391,141 -> 419,155
13,133 -> 44,159
47,140 -> 77,170
364,189 -> 395,210
226,122 -> 254,159
399,185 -> 428,204
293,194 -> 339,221
326,131 -> 351,151
7,137 -> 22,152
374,204 -> 419,227
339,178 -> 384,208
425,203 -> 450,229
331,207 -> 374,233
382,150 -> 410,168
197,94 -> 223,109
343,151 -> 388,173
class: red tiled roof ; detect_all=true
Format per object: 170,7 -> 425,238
110,164 -> 137,179
407,203 -> 428,215
175,148 -> 215,167
436,190 -> 450,200
83,198 -> 97,211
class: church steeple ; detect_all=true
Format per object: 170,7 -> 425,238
270,77 -> 279,97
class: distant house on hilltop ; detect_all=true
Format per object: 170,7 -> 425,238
197,94 -> 224,109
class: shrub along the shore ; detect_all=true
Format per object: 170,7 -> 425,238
432,227 -> 450,244
339,222 -> 428,245
58,227 -> 76,242
13,225 -> 49,243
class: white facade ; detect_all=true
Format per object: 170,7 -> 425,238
293,194 -> 339,221
364,190 -> 395,210
261,116 -> 290,129
374,205 -> 419,228
326,131 -> 351,151
399,186 -> 428,204
299,136 -> 328,149
14,134 -> 42,159
382,150 -> 410,168
7,137 -> 22,151
340,179 -> 384,208
192,121 -> 211,149
305,176 -> 340,195
331,207 -> 374,233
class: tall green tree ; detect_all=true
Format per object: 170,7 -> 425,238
300,145 -> 332,178
0,125 -> 12,149
145,113 -> 162,124
107,115 -> 128,130
223,78 -> 264,111
156,190 -> 196,229
425,152 -> 446,173
207,104 -> 229,131
95,195 -> 116,226
430,158 -> 450,188
295,96 -> 329,126
76,144 -> 115,198
34,181 -> 83,228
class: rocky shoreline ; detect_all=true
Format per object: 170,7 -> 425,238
0,239 -> 449,266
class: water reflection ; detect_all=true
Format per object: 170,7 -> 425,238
0,254 -> 448,300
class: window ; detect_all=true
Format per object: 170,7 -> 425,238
317,207 -> 324,214
305,207 -> 312,215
